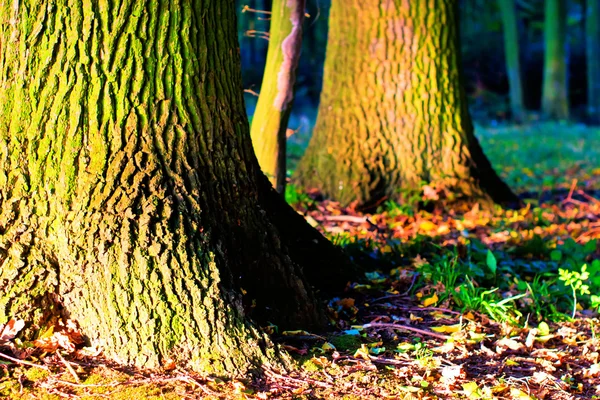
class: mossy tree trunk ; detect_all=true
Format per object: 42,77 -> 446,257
587,0 -> 600,125
542,0 -> 569,120
0,0 -> 351,376
294,0 -> 518,209
251,0 -> 306,193
498,0 -> 526,122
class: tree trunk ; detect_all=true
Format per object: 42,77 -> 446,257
542,0 -> 569,120
294,0 -> 518,209
587,0 -> 600,125
251,0 -> 306,193
0,0 -> 351,376
498,0 -> 526,122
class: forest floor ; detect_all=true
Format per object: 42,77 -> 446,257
1,122 -> 600,399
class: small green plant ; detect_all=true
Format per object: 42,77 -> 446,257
284,183 -> 314,207
558,264 -> 591,319
380,199 -> 414,217
453,279 -> 525,323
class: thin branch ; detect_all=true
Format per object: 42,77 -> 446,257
322,215 -> 369,224
242,5 -> 272,15
244,88 -> 260,97
0,351 -> 50,371
56,351 -> 80,383
361,323 -> 450,340
245,30 -> 269,40
264,368 -> 332,388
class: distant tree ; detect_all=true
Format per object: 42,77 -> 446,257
0,0 -> 351,375
499,0 -> 526,121
587,0 -> 600,124
294,0 -> 518,209
251,0 -> 306,193
542,0 -> 569,119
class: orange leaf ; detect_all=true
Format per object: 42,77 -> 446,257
0,319 -> 25,342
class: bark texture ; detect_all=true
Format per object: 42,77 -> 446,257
542,0 -> 569,120
295,0 -> 518,209
587,0 -> 600,125
498,0 -> 526,122
0,0 -> 350,375
251,0 -> 306,193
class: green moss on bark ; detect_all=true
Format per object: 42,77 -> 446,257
0,0 -> 346,376
294,0 -> 518,209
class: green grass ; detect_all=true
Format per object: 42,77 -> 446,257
476,122 -> 600,193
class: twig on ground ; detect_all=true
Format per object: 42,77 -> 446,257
56,351 -> 80,383
565,179 -> 578,203
370,294 -> 407,303
577,189 -> 600,204
368,355 -> 407,366
408,307 -> 463,315
178,375 -> 219,397
321,215 -> 369,224
0,351 -> 50,371
362,323 -> 450,340
264,368 -> 332,388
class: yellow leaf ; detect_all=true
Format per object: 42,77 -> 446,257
410,313 -> 423,322
468,331 -> 487,343
510,388 -> 532,399
354,344 -> 371,361
321,342 -> 336,351
430,311 -> 454,320
462,381 -> 479,397
419,220 -> 436,231
437,224 -> 450,234
431,324 -> 461,333
422,292 -> 438,307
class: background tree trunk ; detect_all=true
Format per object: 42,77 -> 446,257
542,0 -> 569,120
294,0 -> 518,209
0,0 -> 351,376
251,0 -> 306,193
498,0 -> 526,122
587,0 -> 600,125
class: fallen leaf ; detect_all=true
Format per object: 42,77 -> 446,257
495,337 -> 524,351
510,388 -> 532,399
163,358 -> 176,371
441,365 -> 464,383
422,292 -> 438,307
431,324 -> 461,333
0,319 -> 25,342
338,298 -> 356,309
462,381 -> 480,397
419,221 -> 436,232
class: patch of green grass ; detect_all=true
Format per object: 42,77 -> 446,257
477,122 -> 600,193
329,334 -> 363,352
411,235 -> 599,324
284,183 -> 314,207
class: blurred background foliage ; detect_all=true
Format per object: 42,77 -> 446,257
237,0 -> 589,126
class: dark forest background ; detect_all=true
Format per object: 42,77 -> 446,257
237,0 -> 587,132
